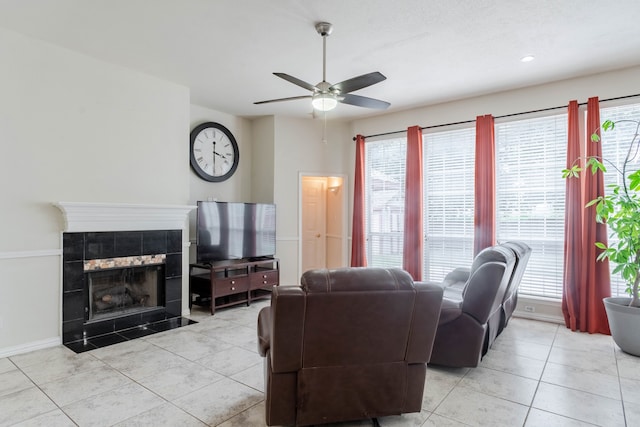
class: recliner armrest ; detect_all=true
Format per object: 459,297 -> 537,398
257,307 -> 271,356
269,286 -> 306,373
442,267 -> 471,288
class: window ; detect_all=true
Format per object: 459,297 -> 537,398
495,114 -> 567,298
598,103 -> 640,297
365,137 -> 406,268
423,127 -> 475,281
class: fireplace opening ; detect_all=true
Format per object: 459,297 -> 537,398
87,264 -> 165,322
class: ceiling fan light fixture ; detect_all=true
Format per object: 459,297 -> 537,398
312,93 -> 338,111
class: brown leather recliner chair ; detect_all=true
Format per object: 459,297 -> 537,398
438,241 -> 531,336
429,245 -> 516,368
257,267 -> 443,426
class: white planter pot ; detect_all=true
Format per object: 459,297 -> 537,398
603,297 -> 640,356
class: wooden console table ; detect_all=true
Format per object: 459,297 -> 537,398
189,258 -> 279,315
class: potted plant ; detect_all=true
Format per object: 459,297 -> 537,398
563,117 -> 640,355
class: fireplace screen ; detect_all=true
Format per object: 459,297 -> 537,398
87,264 -> 164,321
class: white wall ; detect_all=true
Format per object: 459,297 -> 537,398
272,116 -> 351,284
351,66 -> 640,138
0,27 -> 190,354
250,116 -> 276,204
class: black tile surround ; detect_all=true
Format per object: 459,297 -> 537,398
62,229 -> 195,353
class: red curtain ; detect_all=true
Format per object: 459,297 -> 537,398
402,126 -> 423,280
474,115 -> 496,256
581,96 -> 611,334
350,134 -> 368,267
562,100 -> 584,330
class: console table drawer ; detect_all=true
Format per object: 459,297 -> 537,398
215,277 -> 249,297
251,270 -> 279,288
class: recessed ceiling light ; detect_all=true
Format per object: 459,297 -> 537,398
521,55 -> 535,63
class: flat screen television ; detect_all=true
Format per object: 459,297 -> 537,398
196,201 -> 276,263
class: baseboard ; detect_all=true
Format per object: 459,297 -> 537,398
0,336 -> 61,358
512,311 -> 564,325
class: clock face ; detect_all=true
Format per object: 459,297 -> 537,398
189,122 -> 239,182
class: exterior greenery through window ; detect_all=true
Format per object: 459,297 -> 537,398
599,103 -> 640,297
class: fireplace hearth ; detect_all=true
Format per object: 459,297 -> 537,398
62,230 -> 194,353
56,202 -> 197,353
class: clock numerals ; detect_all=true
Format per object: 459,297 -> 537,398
189,122 -> 239,182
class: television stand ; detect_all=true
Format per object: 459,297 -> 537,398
189,258 -> 279,315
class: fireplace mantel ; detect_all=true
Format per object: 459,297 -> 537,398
54,202 -> 196,232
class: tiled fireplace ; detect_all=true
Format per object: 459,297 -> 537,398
55,202 -> 196,353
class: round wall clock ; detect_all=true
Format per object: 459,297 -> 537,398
189,122 -> 239,182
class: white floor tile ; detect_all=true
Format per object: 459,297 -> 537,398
230,362 -> 265,392
9,346 -> 77,369
0,369 -> 34,397
422,366 -> 465,412
172,377 -> 263,426
422,413 -> 471,426
532,382 -> 625,426
4,310 -> 638,427
541,361 -> 621,400
197,345 -> 262,376
524,408 -> 599,426
478,347 -> 546,380
19,352 -> 105,384
547,345 -> 619,377
0,387 -> 58,426
145,329 -> 234,361
435,386 -> 529,426
97,345 -> 187,381
137,361 -> 224,401
11,409 -> 77,427
40,365 -> 134,407
62,382 -> 165,427
113,402 -> 208,426
459,366 -> 538,405
0,357 -> 17,374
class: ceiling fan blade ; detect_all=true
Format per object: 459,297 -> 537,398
329,71 -> 386,94
339,93 -> 390,110
254,95 -> 312,105
273,73 -> 318,92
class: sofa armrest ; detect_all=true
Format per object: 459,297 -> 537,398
257,307 -> 271,356
406,281 -> 444,363
269,286 -> 306,373
442,267 -> 471,288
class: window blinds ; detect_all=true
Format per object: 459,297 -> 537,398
365,138 -> 406,268
423,128 -> 476,281
495,114 -> 568,298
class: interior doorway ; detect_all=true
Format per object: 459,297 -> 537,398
299,173 -> 348,277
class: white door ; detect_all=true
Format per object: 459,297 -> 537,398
302,177 -> 327,272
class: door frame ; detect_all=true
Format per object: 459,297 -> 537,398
298,172 -> 349,279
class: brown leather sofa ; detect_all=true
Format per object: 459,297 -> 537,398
257,267 -> 443,426
429,245 -> 516,368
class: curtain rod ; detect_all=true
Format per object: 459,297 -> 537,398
352,93 -> 640,141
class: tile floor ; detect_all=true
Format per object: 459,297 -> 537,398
1,300 -> 639,426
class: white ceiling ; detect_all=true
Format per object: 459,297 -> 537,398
2,0 -> 640,121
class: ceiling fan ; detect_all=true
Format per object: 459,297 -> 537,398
254,22 -> 390,111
